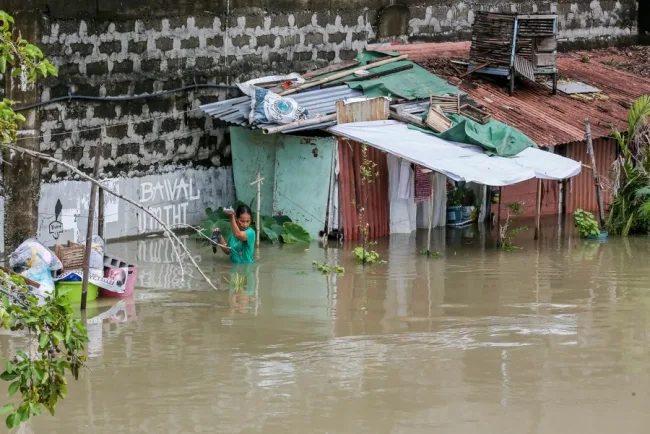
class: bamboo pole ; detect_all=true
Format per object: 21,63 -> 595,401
584,119 -> 606,227
255,172 -> 261,249
534,178 -> 542,240
81,141 -> 102,310
280,54 -> 409,96
427,172 -> 434,257
97,187 -> 105,239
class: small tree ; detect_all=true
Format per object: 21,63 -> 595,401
499,202 -> 528,251
0,11 -> 87,429
353,144 -> 384,265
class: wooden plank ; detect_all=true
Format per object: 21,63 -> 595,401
336,98 -> 390,124
302,60 -> 359,79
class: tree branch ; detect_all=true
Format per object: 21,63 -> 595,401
3,142 -> 217,290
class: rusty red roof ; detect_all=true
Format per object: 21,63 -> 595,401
378,42 -> 650,146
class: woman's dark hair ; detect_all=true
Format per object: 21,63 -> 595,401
236,205 -> 253,218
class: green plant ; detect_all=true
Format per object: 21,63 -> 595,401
0,11 -> 57,145
499,202 -> 528,251
601,58 -> 627,69
0,271 -> 88,429
195,202 -> 310,245
574,209 -> 600,238
312,262 -> 345,275
353,246 -> 385,265
581,55 -> 590,63
607,95 -> 650,235
0,11 -> 86,429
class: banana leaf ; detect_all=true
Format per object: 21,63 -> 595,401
281,222 -> 311,244
273,215 -> 292,225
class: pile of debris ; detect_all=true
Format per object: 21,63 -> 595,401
580,45 -> 650,78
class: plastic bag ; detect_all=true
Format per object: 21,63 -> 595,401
9,238 -> 63,271
22,255 -> 55,298
237,82 -> 309,125
89,235 -> 104,272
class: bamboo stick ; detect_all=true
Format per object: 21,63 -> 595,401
262,113 -> 336,134
81,141 -> 102,311
280,54 -> 409,96
585,119 -> 606,227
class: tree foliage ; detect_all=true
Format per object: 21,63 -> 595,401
607,96 -> 650,235
0,11 -> 85,430
0,272 -> 88,429
0,10 -> 57,144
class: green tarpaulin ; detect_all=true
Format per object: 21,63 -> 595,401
333,50 -> 537,155
336,51 -> 460,100
411,113 -> 537,157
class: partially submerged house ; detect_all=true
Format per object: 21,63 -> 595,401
377,40 -> 650,219
200,47 -> 583,241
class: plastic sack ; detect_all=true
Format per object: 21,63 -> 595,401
9,238 -> 63,272
238,82 -> 309,125
21,256 -> 55,298
89,235 -> 104,272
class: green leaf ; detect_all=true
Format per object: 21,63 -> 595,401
0,57 -> 5,74
273,215 -> 292,225
8,381 -> 19,396
5,362 -> 11,375
30,404 -> 41,416
11,67 -> 21,77
57,286 -> 72,297
6,413 -> 14,429
281,222 -> 311,244
0,404 -> 13,416
18,404 -> 29,422
260,226 -> 279,244
39,333 -> 49,349
270,223 -> 286,237
52,331 -> 64,342
0,371 -> 17,381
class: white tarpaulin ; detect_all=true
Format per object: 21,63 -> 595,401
328,120 -> 581,186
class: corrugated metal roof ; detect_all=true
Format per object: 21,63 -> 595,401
200,85 -> 362,133
381,42 -> 650,146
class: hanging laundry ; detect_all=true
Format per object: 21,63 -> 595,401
397,159 -> 413,200
414,165 -> 432,203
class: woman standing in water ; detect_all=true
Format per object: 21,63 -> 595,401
216,205 -> 256,263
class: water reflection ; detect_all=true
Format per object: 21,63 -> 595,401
8,222 -> 650,433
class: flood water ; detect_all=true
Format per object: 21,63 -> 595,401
5,218 -> 650,433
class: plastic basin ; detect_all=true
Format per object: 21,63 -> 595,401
55,281 -> 99,303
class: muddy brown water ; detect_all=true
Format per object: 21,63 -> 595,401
5,221 -> 650,433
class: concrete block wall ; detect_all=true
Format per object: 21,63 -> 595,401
1,0 -> 640,251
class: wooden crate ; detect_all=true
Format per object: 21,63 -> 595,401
55,241 -> 85,271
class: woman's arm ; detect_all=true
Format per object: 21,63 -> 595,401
228,213 -> 248,242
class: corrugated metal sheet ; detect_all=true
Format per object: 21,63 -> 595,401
338,139 -> 389,241
382,42 -> 650,146
565,137 -> 617,214
200,86 -> 363,133
499,179 -> 559,218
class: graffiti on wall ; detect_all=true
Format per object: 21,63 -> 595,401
138,178 -> 201,232
48,199 -> 64,240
